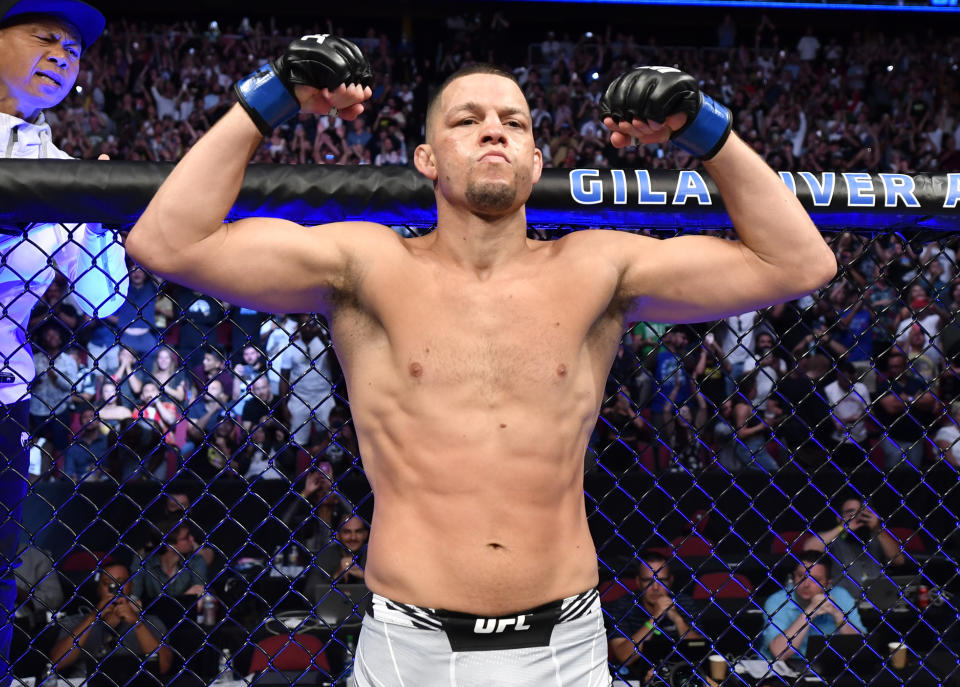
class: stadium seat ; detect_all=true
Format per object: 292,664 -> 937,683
889,526 -> 927,553
599,577 -> 638,604
692,572 -> 754,600
248,633 -> 330,675
770,530 -> 812,556
671,534 -> 714,558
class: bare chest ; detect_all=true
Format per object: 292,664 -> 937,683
334,262 -> 622,398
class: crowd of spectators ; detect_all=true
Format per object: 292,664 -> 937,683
13,8 -> 960,685
22,9 -> 960,487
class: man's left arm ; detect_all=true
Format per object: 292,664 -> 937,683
599,68 -> 837,324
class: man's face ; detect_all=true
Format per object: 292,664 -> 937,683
251,376 -> 271,400
172,527 -> 197,555
887,355 -> 907,378
839,498 -> 863,525
637,560 -> 672,603
337,516 -> 369,553
793,562 -> 829,601
242,346 -> 259,365
417,73 -> 542,219
202,353 -> 222,374
98,564 -> 132,601
0,18 -> 81,119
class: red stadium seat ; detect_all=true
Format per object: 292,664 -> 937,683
693,572 -> 754,600
248,634 -> 329,675
599,577 -> 638,604
770,530 -> 813,556
671,534 -> 714,558
889,527 -> 926,553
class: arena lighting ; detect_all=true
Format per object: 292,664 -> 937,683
494,0 -> 959,11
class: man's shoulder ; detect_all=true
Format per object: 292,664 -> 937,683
828,586 -> 857,607
762,588 -> 791,612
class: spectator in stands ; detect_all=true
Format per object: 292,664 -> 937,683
231,343 -> 267,409
14,537 -> 62,630
189,345 -> 234,400
721,311 -> 759,396
27,277 -> 79,346
63,406 -> 111,482
651,327 -> 700,450
182,377 -> 233,452
11,537 -> 63,678
282,315 -> 338,447
823,359 -> 872,469
873,351 -> 939,468
29,325 -> 79,453
760,551 -> 864,662
114,266 -> 159,360
934,401 -> 960,467
597,386 -> 649,473
280,460 -> 346,556
827,280 -> 874,375
306,514 -> 369,593
731,370 -> 782,472
127,345 -> 188,406
131,523 -> 207,602
172,288 -> 224,367
95,379 -> 132,429
901,322 -> 943,384
190,416 -> 244,480
241,374 -> 286,432
742,330 -> 787,412
606,551 -> 700,677
49,562 -> 172,679
238,419 -> 289,482
132,381 -> 178,440
803,495 -> 905,598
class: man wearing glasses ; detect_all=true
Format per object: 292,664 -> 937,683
606,550 -> 701,676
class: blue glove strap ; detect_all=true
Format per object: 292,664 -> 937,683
235,63 -> 300,136
671,93 -> 732,160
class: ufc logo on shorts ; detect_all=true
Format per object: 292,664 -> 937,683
473,614 -> 532,633
300,34 -> 329,44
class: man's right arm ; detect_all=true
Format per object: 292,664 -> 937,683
127,36 -> 375,315
127,104 -> 378,315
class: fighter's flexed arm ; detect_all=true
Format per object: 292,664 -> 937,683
126,35 -> 375,314
594,67 -> 837,323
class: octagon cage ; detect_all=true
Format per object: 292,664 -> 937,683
1,161 -> 959,687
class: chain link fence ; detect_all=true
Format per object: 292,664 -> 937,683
5,222 -> 960,687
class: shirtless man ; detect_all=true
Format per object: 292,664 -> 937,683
126,35 -> 836,685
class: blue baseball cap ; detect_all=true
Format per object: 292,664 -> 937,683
0,0 -> 105,53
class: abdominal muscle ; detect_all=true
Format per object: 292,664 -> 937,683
355,397 -> 601,616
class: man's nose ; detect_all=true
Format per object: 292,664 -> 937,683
480,115 -> 506,144
46,49 -> 69,70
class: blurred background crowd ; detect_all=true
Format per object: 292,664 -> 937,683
12,3 -> 960,686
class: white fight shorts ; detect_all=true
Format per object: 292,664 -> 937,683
349,588 -> 612,687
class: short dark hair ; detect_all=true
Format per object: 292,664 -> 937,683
425,63 -> 521,139
794,549 -> 832,579
635,549 -> 671,578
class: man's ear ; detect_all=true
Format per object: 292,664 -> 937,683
532,146 -> 543,184
414,144 -> 437,181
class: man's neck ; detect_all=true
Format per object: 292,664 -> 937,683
0,96 -> 41,124
431,204 -> 531,275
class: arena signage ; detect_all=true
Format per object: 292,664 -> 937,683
0,161 -> 957,231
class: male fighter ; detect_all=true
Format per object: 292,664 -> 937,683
0,1 -> 127,684
127,35 -> 836,685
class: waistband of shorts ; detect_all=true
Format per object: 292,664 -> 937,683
369,588 -> 600,632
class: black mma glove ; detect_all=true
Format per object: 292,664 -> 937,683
234,34 -> 373,136
600,66 -> 732,160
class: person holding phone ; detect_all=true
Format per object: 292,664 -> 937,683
49,563 -> 171,678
